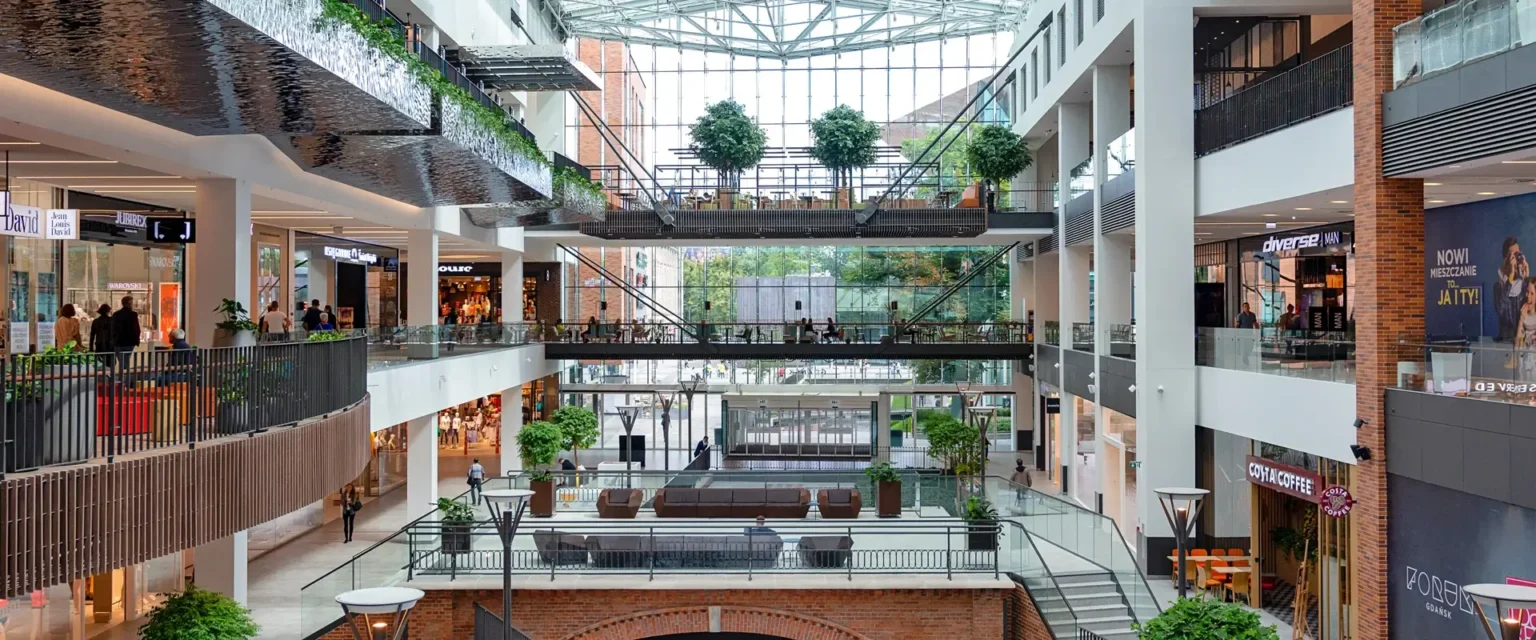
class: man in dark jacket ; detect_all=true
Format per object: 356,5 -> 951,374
111,295 -> 141,352
302,299 -> 323,331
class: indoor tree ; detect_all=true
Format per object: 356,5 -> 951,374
550,405 -> 600,468
965,124 -> 1034,209
1133,597 -> 1279,640
688,99 -> 767,192
139,584 -> 259,640
809,105 -> 881,201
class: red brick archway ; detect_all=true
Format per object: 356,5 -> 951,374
561,606 -> 871,640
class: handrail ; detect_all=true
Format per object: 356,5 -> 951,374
1002,520 -> 1084,637
541,320 -> 1031,346
555,244 -> 697,341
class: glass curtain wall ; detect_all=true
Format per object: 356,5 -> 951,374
569,35 -> 1013,200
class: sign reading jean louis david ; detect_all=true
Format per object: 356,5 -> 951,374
1422,193 -> 1536,341
1388,474 -> 1536,640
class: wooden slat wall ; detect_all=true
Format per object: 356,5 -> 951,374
0,396 -> 371,599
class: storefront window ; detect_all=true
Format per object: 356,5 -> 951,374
291,233 -> 398,329
1239,223 -> 1354,337
257,243 -> 283,311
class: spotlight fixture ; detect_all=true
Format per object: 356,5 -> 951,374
1353,418 -> 1367,429
1128,384 -> 1136,393
1350,444 -> 1373,461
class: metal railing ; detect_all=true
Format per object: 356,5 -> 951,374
559,358 -> 1015,387
1394,0 -> 1535,89
492,468 -> 953,514
473,603 -> 531,640
1042,321 -> 1061,346
1195,43 -> 1353,156
1195,327 -> 1355,383
1070,322 -> 1095,352
1,337 -> 367,477
1080,630 -> 1111,640
1106,324 -> 1136,359
540,321 -> 1032,346
552,152 -> 591,180
361,323 -> 534,370
1395,338 -> 1536,406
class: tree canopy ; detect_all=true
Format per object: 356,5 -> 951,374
139,585 -> 259,640
899,126 -> 976,195
689,100 -> 768,185
810,105 -> 882,188
966,124 -> 1033,186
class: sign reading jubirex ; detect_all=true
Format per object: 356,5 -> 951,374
1245,455 -> 1322,503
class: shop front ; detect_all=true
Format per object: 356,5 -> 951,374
1241,449 -> 1354,639
1239,222 -> 1354,336
402,261 -> 508,324
293,232 -> 398,329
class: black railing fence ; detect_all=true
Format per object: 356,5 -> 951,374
1080,629 -> 1110,640
1194,44 -> 1352,156
1,337 -> 367,477
473,603 -> 532,640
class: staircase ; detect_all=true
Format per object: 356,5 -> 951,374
1029,572 -> 1139,639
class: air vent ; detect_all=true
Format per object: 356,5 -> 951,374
1384,83 -> 1536,176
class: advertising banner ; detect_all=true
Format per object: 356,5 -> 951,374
1424,193 -> 1536,341
1389,474 -> 1536,639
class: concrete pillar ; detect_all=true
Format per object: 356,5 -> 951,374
194,531 -> 248,605
875,393 -> 892,460
123,563 -> 143,621
503,251 -> 525,323
1093,63 -> 1135,354
1034,254 -> 1060,339
1133,0 -> 1198,574
190,179 -> 251,348
1010,250 -> 1037,449
1057,103 -> 1092,350
501,386 -> 523,474
407,230 -> 439,357
1351,0 -> 1424,635
406,414 -> 439,520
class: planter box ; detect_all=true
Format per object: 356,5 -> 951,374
216,402 -> 251,436
441,523 -> 472,555
4,398 -> 45,473
877,480 -> 901,518
213,329 -> 256,348
967,521 -> 999,551
531,479 -> 555,517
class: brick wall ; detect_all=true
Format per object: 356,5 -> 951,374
1351,0 -> 1424,637
1006,584 -> 1055,640
319,587 -> 1010,640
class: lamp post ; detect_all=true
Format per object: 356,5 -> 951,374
1465,584 -> 1536,640
482,489 -> 533,640
680,377 -> 702,464
334,587 -> 425,640
1154,488 -> 1209,599
617,404 -> 641,486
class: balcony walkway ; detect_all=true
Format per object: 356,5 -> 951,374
542,322 -> 1034,361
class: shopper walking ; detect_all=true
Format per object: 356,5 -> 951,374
302,299 -> 323,331
341,485 -> 362,543
467,458 -> 486,505
1011,458 -> 1033,507
259,301 -> 290,338
55,304 -> 82,350
111,295 -> 141,354
89,304 -> 114,365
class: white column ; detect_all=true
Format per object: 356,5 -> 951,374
407,230 -> 439,357
875,393 -> 892,460
1134,0 -> 1198,567
406,414 -> 439,520
1011,251 -> 1036,448
190,179 -> 252,348
501,386 -> 523,475
1034,254 -> 1060,338
1093,63 -> 1135,353
194,531 -> 248,605
502,251 -> 525,323
1057,103 -> 1092,348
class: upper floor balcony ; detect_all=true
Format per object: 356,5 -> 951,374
539,320 -> 1035,360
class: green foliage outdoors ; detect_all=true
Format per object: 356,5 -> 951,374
435,496 -> 476,524
891,408 -> 956,433
316,0 -> 546,169
138,585 -> 259,640
865,461 -> 901,484
550,405 -> 600,467
688,100 -> 768,184
924,414 -> 983,474
809,105 -> 881,189
966,124 -> 1034,187
1133,597 -> 1280,640
900,126 -> 976,195
517,420 -> 564,481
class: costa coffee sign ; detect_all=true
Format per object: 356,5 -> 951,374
1246,456 -> 1322,503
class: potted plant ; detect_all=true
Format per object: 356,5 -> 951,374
1132,596 -> 1280,640
965,124 -> 1034,212
212,299 -> 258,347
517,420 -> 563,517
22,343 -> 97,465
688,100 -> 767,204
809,105 -> 880,207
437,496 -> 476,554
865,461 -> 902,518
550,405 -> 599,469
213,361 -> 252,436
963,496 -> 999,550
4,377 -> 50,473
139,584 -> 260,639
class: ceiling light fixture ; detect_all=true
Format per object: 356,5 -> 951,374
1425,182 -> 1442,186
2,160 -> 117,164
1429,199 -> 1446,204
92,190 -> 195,194
1477,192 -> 1497,196
1261,213 -> 1278,217
18,176 -> 180,180
0,142 -> 42,145
1294,207 -> 1312,211
1330,200 -> 1348,204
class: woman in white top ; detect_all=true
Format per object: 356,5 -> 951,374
258,301 -> 290,335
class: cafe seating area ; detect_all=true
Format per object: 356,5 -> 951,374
1170,548 -> 1258,606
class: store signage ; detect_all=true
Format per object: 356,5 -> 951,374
439,264 -> 474,273
46,209 -> 78,240
149,254 -> 181,269
109,282 -> 148,290
1044,397 -> 1061,414
8,321 -> 29,350
1260,230 -> 1344,253
147,217 -> 195,243
114,211 -> 147,229
2,204 -> 80,240
324,246 -> 378,264
1245,455 -> 1322,503
1320,485 -> 1354,517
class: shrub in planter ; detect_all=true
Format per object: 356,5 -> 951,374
865,461 -> 902,518
212,299 -> 258,348
1133,597 -> 1279,640
517,420 -> 563,516
139,584 -> 259,640
437,497 -> 476,554
963,496 -> 999,550
550,405 -> 599,468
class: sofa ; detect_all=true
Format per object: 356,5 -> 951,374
654,487 -> 811,518
586,535 -> 652,567
797,535 -> 854,568
533,530 -> 588,565
597,488 -> 643,518
816,488 -> 862,519
582,533 -> 785,568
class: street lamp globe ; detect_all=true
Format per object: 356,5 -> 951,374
1464,583 -> 1536,640
335,587 -> 425,640
1154,487 -> 1209,598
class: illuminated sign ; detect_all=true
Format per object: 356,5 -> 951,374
324,246 -> 378,264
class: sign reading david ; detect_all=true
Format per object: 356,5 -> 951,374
0,192 -> 79,240
1424,193 -> 1536,341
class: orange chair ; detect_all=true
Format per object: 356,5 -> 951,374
1226,548 -> 1247,559
1204,559 -> 1231,595
1181,549 -> 1208,585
